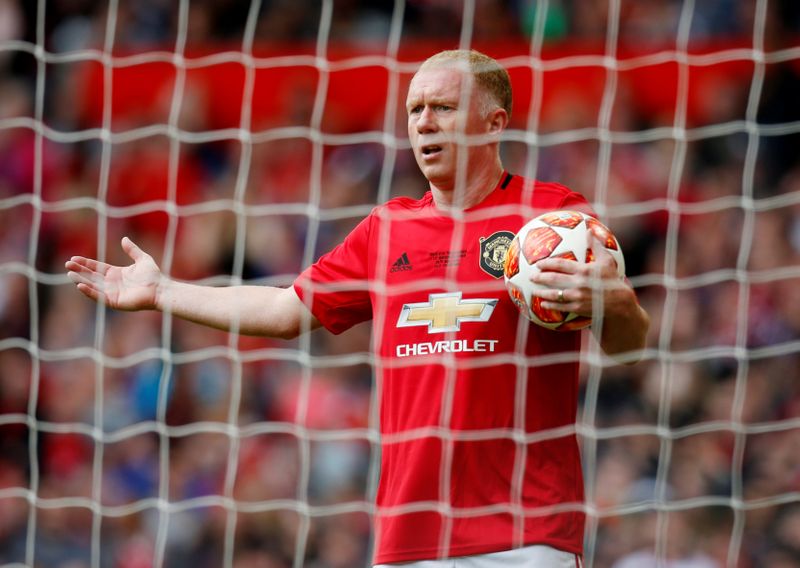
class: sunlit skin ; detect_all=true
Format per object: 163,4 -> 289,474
406,67 -> 508,210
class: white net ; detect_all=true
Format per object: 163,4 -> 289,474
1,0 -> 800,567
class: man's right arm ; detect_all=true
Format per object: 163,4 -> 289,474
65,237 -> 320,339
157,280 -> 319,339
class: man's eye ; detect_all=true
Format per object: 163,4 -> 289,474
435,105 -> 452,112
409,105 -> 422,114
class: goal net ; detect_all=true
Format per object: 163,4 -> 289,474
1,0 -> 799,567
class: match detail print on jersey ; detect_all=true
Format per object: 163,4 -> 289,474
396,292 -> 498,333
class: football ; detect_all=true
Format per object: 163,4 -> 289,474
503,210 -> 626,331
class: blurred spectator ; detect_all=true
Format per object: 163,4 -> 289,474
610,511 -> 721,568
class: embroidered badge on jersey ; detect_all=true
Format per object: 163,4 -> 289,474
479,231 -> 514,278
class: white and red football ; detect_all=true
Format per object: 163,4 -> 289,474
503,210 -> 626,331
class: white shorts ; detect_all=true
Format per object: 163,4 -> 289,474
374,544 -> 583,567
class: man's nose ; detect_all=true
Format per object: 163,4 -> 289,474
416,106 -> 438,132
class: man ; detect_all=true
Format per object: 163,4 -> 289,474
66,50 -> 649,567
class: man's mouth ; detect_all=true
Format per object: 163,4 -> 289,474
421,145 -> 442,156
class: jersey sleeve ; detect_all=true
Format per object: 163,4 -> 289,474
557,187 -> 596,217
293,213 -> 374,335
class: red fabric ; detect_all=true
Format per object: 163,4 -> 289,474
294,174 -> 590,563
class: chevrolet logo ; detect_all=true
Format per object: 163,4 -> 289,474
396,292 -> 498,333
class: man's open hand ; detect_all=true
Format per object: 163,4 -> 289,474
65,237 -> 162,311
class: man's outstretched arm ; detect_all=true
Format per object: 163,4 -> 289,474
65,237 -> 320,339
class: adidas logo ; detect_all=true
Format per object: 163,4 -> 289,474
390,252 -> 413,273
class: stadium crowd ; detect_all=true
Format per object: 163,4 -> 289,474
1,0 -> 800,566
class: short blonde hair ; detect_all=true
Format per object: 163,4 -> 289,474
418,49 -> 512,119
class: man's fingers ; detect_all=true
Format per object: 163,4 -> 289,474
66,256 -> 111,276
534,257 -> 579,274
534,286 -> 573,307
540,299 -> 578,312
532,270 -> 572,289
75,282 -> 104,303
121,236 -> 146,262
67,268 -> 96,287
70,271 -> 116,306
66,260 -> 108,285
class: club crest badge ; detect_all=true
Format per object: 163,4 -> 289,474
479,230 -> 515,278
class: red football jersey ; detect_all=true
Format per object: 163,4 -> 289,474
294,173 -> 591,564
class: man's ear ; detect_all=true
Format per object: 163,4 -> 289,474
487,108 -> 509,136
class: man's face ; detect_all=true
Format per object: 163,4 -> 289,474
406,67 -> 495,189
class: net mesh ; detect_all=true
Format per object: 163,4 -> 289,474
1,0 -> 800,567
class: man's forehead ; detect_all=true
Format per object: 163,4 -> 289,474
407,67 -> 473,99
410,66 -> 471,84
